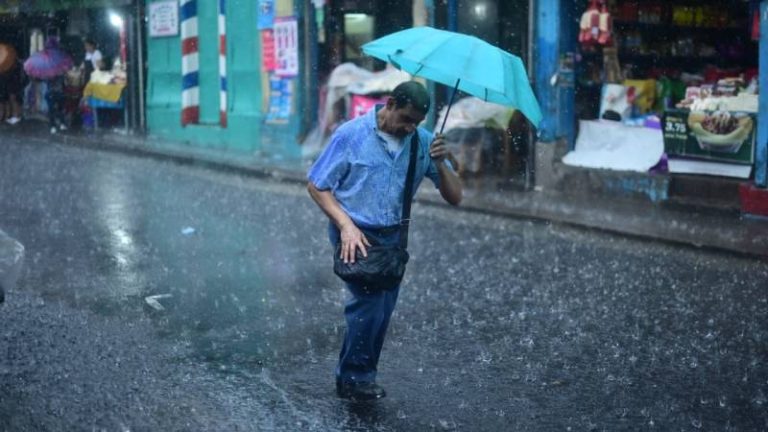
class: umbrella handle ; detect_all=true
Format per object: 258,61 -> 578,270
439,78 -> 461,135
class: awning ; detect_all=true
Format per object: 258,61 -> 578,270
0,0 -> 133,13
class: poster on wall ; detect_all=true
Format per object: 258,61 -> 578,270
662,109 -> 756,165
149,1 -> 179,37
273,17 -> 299,77
349,94 -> 389,120
266,74 -> 293,124
260,30 -> 276,71
258,0 -> 275,29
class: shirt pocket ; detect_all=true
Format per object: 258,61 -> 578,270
345,158 -> 376,195
349,158 -> 374,176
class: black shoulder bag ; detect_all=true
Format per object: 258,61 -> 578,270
333,133 -> 420,291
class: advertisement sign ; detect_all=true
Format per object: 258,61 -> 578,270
258,0 -> 275,29
260,30 -> 276,71
266,74 -> 293,124
273,17 -> 299,77
349,94 -> 389,119
149,1 -> 179,37
662,109 -> 755,165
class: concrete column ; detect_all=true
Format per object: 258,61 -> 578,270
533,0 -> 560,143
757,1 -> 767,187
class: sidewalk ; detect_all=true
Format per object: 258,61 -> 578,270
5,122 -> 767,258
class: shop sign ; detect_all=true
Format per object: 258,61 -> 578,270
149,1 -> 179,38
273,16 -> 299,77
663,109 -> 756,165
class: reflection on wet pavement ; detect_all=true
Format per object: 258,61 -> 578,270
1,138 -> 767,430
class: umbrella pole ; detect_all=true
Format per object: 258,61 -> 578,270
439,78 -> 461,135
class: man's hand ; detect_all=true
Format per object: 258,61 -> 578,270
340,223 -> 371,264
306,183 -> 370,263
428,134 -> 463,206
429,133 -> 451,163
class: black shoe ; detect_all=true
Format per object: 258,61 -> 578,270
336,381 -> 386,400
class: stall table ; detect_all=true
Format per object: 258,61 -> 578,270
83,81 -> 127,132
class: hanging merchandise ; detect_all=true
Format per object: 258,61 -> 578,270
598,1 -> 613,46
580,0 -> 612,47
29,29 -> 44,55
751,0 -> 760,41
579,0 -> 600,47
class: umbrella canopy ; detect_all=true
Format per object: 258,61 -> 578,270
0,43 -> 17,74
362,26 -> 542,129
23,39 -> 73,80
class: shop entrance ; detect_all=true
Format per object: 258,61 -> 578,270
568,0 -> 760,203
0,3 -> 143,133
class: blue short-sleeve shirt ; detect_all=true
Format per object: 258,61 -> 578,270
308,106 -> 448,228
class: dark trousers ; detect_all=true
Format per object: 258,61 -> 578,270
329,223 -> 402,384
46,91 -> 65,128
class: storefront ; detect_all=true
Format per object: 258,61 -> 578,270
542,0 -> 767,211
145,0 -> 318,159
309,0 -> 534,183
0,0 -> 143,131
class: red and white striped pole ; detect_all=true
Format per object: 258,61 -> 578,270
218,0 -> 227,127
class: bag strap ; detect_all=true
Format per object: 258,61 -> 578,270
399,132 -> 420,250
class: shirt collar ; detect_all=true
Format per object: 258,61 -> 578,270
367,104 -> 416,142
367,104 -> 384,131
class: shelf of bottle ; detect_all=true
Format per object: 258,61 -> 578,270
580,51 -> 721,62
613,20 -> 746,33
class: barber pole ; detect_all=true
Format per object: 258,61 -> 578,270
218,0 -> 228,127
180,0 -> 199,126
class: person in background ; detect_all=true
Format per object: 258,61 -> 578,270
83,38 -> 102,83
0,59 -> 26,125
46,72 -> 67,134
43,39 -> 70,134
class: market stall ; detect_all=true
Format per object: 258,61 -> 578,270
79,62 -> 127,131
567,0 -> 760,181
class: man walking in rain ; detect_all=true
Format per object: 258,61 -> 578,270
308,81 -> 462,400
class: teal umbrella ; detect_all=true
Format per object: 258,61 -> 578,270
362,26 -> 543,132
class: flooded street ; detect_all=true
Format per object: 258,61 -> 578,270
1,137 -> 767,431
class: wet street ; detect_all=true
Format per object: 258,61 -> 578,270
1,136 -> 767,431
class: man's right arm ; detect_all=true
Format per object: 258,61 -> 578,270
307,183 -> 370,264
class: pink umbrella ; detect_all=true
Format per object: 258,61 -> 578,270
23,39 -> 73,80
